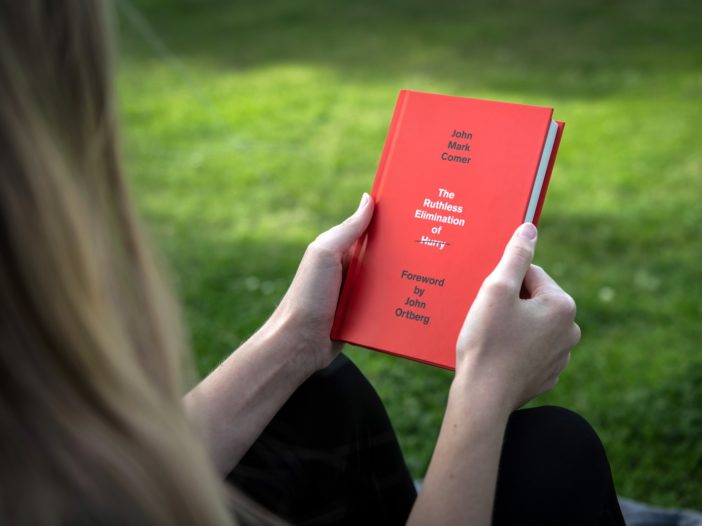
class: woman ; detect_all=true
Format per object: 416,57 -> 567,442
0,1 -> 624,524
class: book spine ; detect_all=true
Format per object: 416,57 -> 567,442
521,109 -> 554,222
532,120 -> 565,225
331,90 -> 412,339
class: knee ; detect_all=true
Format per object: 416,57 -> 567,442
499,405 -> 611,495
507,405 -> 599,443
505,406 -> 607,468
493,406 -> 621,524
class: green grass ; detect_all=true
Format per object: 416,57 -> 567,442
117,0 -> 702,508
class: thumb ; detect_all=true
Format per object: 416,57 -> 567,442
491,223 -> 538,289
313,193 -> 374,254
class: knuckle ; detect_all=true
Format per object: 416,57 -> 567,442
341,215 -> 357,228
550,293 -> 577,318
510,244 -> 534,265
572,323 -> 582,345
483,276 -> 514,296
307,238 -> 336,260
564,294 -> 577,316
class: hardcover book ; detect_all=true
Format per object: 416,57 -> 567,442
331,90 -> 565,370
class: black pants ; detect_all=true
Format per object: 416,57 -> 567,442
227,354 -> 625,526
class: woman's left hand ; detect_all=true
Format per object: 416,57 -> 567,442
268,193 -> 374,372
187,194 -> 374,473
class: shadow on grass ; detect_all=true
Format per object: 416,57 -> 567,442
120,0 -> 702,99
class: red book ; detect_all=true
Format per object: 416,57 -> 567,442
331,90 -> 565,370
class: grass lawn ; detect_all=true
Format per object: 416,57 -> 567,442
117,0 -> 702,508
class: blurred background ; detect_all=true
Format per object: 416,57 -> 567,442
116,0 -> 702,508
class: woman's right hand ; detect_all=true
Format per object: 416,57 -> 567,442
409,223 -> 579,526
455,222 -> 580,412
406,222 -> 582,526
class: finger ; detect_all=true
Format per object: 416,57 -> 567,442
523,264 -> 565,298
571,322 -> 581,347
314,193 -> 374,254
554,352 -> 571,380
491,223 -> 538,289
561,351 -> 572,370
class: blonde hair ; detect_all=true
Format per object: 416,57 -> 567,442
0,1 -> 254,523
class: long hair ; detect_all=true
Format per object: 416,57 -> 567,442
0,1 -> 244,523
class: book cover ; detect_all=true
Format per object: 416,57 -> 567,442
331,90 -> 565,370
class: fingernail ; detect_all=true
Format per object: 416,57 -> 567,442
358,193 -> 370,209
517,223 -> 537,240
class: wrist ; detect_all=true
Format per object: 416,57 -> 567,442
449,365 -> 514,424
256,310 -> 321,378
